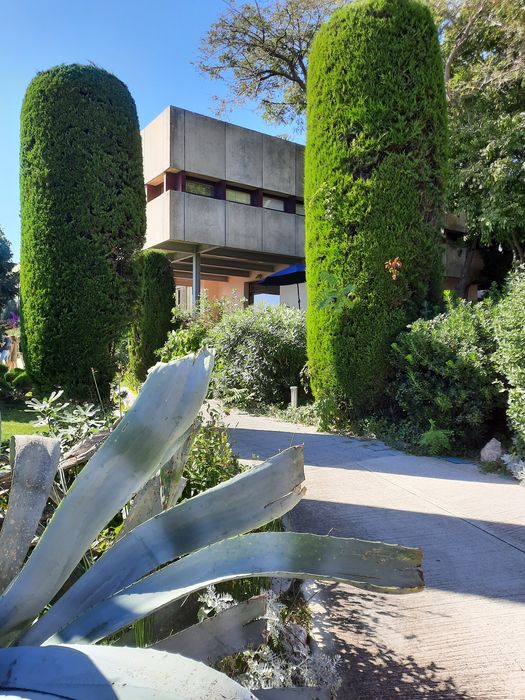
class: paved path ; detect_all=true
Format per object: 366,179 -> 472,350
225,411 -> 525,699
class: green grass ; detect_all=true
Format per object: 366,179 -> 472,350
0,405 -> 44,443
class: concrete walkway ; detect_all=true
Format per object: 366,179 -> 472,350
225,411 -> 525,700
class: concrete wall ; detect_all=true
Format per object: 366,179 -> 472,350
148,190 -> 305,258
142,106 -> 304,196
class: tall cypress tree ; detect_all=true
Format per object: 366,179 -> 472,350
128,250 -> 175,385
305,0 -> 447,420
20,64 -> 145,400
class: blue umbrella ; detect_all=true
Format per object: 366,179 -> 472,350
257,264 -> 306,308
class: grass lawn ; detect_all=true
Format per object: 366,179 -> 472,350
0,405 -> 44,443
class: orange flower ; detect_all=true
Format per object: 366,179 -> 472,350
384,257 -> 403,280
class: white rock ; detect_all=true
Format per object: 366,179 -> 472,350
502,452 -> 525,480
480,438 -> 503,463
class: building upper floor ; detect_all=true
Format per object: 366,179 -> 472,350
141,107 -> 305,258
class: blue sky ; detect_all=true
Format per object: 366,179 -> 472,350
0,0 -> 296,262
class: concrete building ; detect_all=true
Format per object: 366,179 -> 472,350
141,106 -> 305,308
142,106 -> 484,309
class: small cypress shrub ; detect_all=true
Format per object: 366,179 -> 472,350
305,0 -> 447,420
128,250 -> 175,385
20,64 -> 145,400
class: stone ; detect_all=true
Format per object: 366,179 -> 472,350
282,621 -> 309,660
480,438 -> 503,463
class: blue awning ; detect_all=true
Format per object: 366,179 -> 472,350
257,263 -> 306,287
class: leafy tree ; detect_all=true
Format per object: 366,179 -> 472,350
200,0 -> 525,258
424,0 -> 525,261
197,0 -> 342,128
20,65 -> 145,401
305,0 -> 447,420
128,251 -> 175,386
0,227 -> 18,316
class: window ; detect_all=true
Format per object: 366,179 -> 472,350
226,188 -> 251,205
296,201 -> 305,216
185,178 -> 216,198
263,195 -> 285,212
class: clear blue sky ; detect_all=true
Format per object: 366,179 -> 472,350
0,0 -> 295,262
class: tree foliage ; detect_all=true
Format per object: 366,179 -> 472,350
305,0 -> 447,420
424,0 -> 525,260
0,227 -> 18,316
128,250 -> 175,385
197,0 -> 342,129
20,64 -> 145,400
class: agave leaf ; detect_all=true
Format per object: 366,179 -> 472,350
0,644 -> 256,699
21,447 -> 304,646
151,594 -> 268,663
0,351 -> 214,645
253,689 -> 330,699
48,532 -> 423,645
0,436 -> 60,593
117,426 -> 194,542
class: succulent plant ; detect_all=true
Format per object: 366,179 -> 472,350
0,351 -> 423,698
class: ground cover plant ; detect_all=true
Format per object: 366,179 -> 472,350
0,352 -> 424,697
20,64 -> 145,402
305,0 -> 448,423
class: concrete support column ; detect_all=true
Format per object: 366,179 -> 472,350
192,250 -> 201,309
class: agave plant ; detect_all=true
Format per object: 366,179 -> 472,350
0,351 -> 423,698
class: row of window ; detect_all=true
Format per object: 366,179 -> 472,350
185,178 -> 305,216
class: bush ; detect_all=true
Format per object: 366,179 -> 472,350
305,0 -> 447,421
11,371 -> 32,392
128,251 -> 174,385
20,64 -> 145,401
182,407 -> 240,500
208,305 -> 307,409
494,268 -> 525,455
391,294 -> 499,447
158,291 -> 243,362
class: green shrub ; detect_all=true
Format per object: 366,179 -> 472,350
494,268 -> 525,455
418,420 -> 453,456
208,305 -> 307,409
0,365 -> 7,377
391,295 -> 499,447
305,0 -> 447,421
20,64 -> 145,401
11,371 -> 32,392
158,291 -> 243,362
182,407 -> 240,501
128,250 -> 174,385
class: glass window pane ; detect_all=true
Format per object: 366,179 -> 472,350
263,195 -> 285,212
226,188 -> 251,205
186,179 -> 215,198
296,202 -> 305,216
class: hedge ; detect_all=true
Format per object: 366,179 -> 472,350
20,64 -> 145,400
305,0 -> 448,420
128,250 -> 174,384
494,268 -> 525,456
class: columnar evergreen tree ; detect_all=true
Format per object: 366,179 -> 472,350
128,250 -> 174,385
305,0 -> 448,420
20,64 -> 145,400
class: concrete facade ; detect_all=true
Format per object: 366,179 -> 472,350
142,106 -> 304,253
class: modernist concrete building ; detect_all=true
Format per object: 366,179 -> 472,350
142,106 -> 306,308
